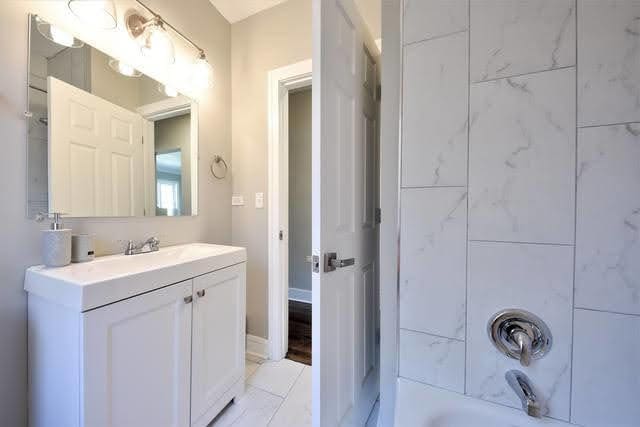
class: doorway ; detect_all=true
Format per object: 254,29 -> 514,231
286,87 -> 313,365
267,59 -> 312,364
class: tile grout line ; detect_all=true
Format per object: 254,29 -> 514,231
403,28 -> 468,48
569,0 -> 578,420
471,65 -> 575,85
463,0 -> 471,397
401,185 -> 467,189
265,364 -> 307,426
400,327 -> 465,343
575,306 -> 640,318
578,120 -> 640,129
469,239 -> 574,247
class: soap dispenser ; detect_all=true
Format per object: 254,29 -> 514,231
37,212 -> 72,267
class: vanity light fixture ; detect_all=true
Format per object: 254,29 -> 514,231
68,0 -> 117,30
192,51 -> 214,90
126,1 -> 215,92
36,18 -> 84,48
108,58 -> 142,77
126,12 -> 175,65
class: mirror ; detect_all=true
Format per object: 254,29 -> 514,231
27,15 -> 198,218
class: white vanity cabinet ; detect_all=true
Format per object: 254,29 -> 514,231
191,266 -> 246,427
83,279 -> 194,427
25,244 -> 246,427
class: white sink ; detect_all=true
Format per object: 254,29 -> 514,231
396,378 -> 572,427
25,243 -> 246,311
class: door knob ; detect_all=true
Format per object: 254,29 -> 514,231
184,295 -> 193,304
324,252 -> 355,272
196,289 -> 206,298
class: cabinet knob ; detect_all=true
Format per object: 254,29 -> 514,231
184,295 -> 193,304
196,289 -> 206,298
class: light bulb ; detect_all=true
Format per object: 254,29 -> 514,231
68,0 -> 117,29
158,83 -> 178,97
141,23 -> 175,65
108,58 -> 141,77
36,19 -> 84,48
191,54 -> 213,91
50,25 -> 75,47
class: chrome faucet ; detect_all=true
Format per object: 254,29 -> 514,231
506,370 -> 545,418
124,237 -> 160,255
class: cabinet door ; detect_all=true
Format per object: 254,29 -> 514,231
82,280 -> 193,427
191,263 -> 246,426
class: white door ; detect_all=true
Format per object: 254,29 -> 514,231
48,76 -> 144,217
312,0 -> 380,425
82,280 -> 193,427
191,264 -> 246,427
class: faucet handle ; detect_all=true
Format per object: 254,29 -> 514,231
147,236 -> 160,250
511,330 -> 532,367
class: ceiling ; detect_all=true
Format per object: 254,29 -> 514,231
208,0 -> 380,39
208,0 -> 290,24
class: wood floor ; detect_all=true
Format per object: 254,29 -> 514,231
286,300 -> 312,366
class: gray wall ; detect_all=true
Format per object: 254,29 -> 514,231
288,89 -> 312,293
231,0 -> 312,339
0,1 -> 231,425
397,0 -> 639,425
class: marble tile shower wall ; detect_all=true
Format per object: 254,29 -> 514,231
398,1 -> 640,426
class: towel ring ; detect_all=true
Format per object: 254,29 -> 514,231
210,155 -> 228,179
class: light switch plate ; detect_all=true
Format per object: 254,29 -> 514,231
255,192 -> 264,209
232,195 -> 244,206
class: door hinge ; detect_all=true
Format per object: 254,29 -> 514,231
141,136 -> 144,145
375,208 -> 382,224
376,84 -> 382,101
279,230 -> 284,240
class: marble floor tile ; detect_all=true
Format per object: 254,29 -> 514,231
245,360 -> 260,379
268,366 -> 311,427
247,358 -> 305,397
210,386 -> 282,427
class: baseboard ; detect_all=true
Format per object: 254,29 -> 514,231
246,334 -> 269,362
288,288 -> 312,304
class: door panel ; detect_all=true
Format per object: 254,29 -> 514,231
313,0 -> 380,425
82,280 -> 192,427
48,76 -> 144,217
191,264 -> 246,427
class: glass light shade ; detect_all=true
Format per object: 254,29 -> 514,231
140,24 -> 175,65
68,0 -> 117,29
158,83 -> 178,98
191,56 -> 214,91
108,58 -> 142,77
36,21 -> 84,48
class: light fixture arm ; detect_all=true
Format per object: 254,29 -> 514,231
132,0 -> 206,57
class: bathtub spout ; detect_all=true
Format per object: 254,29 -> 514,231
505,370 -> 545,418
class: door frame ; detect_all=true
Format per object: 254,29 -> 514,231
137,96 -> 199,217
267,59 -> 312,361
